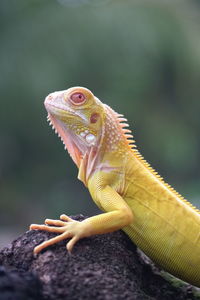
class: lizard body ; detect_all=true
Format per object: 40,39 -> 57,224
30,87 -> 200,287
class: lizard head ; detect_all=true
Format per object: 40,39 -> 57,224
44,86 -> 106,166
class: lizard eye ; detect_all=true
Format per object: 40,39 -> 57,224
69,92 -> 86,105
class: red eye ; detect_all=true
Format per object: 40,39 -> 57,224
69,92 -> 86,105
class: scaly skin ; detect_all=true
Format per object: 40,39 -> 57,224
30,87 -> 200,287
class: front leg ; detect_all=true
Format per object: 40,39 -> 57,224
30,185 -> 133,254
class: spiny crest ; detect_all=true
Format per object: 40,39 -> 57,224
132,144 -> 200,214
104,104 -> 136,149
117,116 -> 136,148
103,106 -> 200,215
47,115 -> 67,150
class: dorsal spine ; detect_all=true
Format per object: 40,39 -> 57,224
104,104 -> 200,215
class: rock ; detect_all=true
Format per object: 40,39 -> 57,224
0,215 -> 199,300
0,265 -> 42,300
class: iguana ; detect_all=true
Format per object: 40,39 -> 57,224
30,87 -> 200,287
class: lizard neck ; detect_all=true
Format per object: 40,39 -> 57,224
78,105 -> 135,185
100,104 -> 135,162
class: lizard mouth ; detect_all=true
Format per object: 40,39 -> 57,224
45,100 -> 78,118
44,100 -> 89,125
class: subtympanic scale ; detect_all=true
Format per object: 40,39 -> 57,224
79,131 -> 96,146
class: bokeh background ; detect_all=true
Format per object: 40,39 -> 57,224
0,0 -> 200,248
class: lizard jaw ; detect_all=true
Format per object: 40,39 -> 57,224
47,113 -> 83,167
44,98 -> 89,123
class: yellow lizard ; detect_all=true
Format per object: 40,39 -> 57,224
30,87 -> 200,287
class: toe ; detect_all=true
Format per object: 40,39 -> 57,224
66,235 -> 79,252
45,219 -> 66,226
30,224 -> 64,233
34,231 -> 70,254
60,214 -> 73,222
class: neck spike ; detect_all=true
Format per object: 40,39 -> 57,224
103,104 -> 136,151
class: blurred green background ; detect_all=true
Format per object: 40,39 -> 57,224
0,0 -> 200,248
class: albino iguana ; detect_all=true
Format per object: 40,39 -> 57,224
30,87 -> 200,287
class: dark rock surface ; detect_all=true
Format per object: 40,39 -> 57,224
0,265 -> 42,300
0,215 -> 199,300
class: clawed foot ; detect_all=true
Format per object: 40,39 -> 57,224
30,214 -> 85,254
